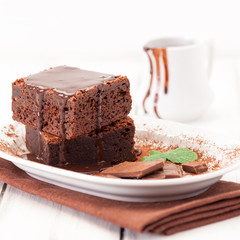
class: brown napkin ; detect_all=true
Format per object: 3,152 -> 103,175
0,157 -> 240,235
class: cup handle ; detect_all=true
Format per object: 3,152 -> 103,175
206,40 -> 214,78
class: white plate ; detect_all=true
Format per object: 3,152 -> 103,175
0,115 -> 240,202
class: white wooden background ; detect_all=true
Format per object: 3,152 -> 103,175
0,57 -> 240,240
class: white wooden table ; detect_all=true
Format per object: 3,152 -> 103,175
0,56 -> 240,240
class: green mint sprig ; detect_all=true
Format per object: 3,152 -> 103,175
141,151 -> 167,162
141,148 -> 198,164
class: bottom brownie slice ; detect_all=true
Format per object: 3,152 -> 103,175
25,117 -> 136,166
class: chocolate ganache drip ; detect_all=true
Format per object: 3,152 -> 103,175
25,66 -> 115,164
143,47 -> 169,118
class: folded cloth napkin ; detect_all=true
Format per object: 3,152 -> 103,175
0,157 -> 240,235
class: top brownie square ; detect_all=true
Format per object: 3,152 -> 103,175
12,66 -> 132,139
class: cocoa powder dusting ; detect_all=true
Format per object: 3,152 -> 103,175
5,132 -> 18,138
3,124 -> 19,138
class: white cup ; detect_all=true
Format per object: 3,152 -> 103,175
138,37 -> 214,122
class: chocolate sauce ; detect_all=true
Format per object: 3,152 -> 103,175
35,88 -> 45,158
25,66 -> 115,164
152,49 -> 161,118
162,49 -> 169,94
143,47 -> 169,118
35,89 -> 45,129
142,50 -> 153,114
21,153 -> 114,174
61,161 -> 112,174
26,66 -> 115,95
97,84 -> 104,162
56,94 -> 68,164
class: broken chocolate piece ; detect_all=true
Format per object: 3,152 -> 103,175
103,175 -> 120,179
163,164 -> 183,178
182,161 -> 208,174
142,171 -> 165,180
140,163 -> 183,180
101,159 -> 164,178
94,173 -> 120,179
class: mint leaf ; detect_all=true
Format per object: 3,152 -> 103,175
165,148 -> 198,163
141,151 -> 166,162
141,148 -> 197,164
150,150 -> 163,156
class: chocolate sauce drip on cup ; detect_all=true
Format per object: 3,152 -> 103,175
25,66 -> 116,164
143,47 -> 169,118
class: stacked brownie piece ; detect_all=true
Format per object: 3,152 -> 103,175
12,66 -> 136,166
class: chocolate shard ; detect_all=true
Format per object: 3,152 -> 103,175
182,161 -> 208,174
163,164 -> 183,178
94,173 -> 120,179
142,171 -> 165,180
101,159 -> 164,179
103,175 -> 120,179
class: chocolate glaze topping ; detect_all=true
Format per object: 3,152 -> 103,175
26,65 -> 115,95
25,66 -> 116,164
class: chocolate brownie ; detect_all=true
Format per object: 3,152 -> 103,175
12,66 -> 132,139
26,117 -> 136,166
